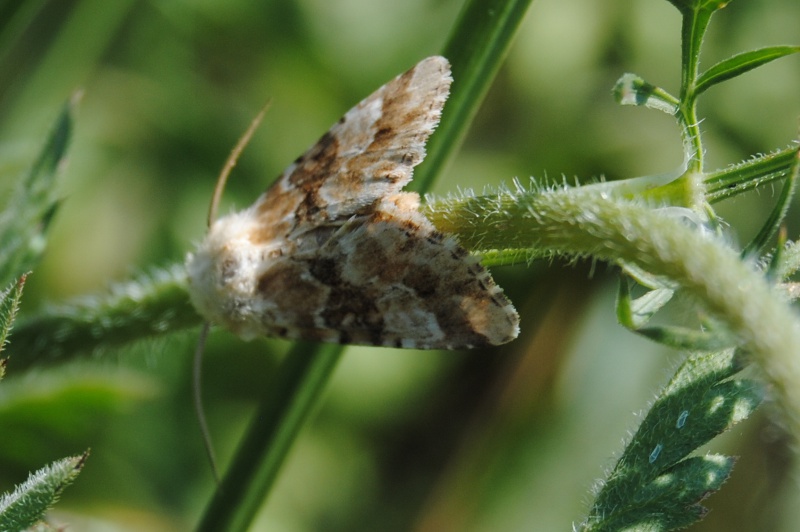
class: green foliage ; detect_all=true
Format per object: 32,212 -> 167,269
196,342 -> 342,532
0,99 -> 73,288
424,0 -> 795,528
0,365 -> 157,464
0,98 -> 91,531
616,280 -> 733,352
580,349 -> 762,531
742,153 -> 798,257
0,452 -> 88,532
704,147 -> 797,202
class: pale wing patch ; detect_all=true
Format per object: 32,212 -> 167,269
186,56 -> 519,349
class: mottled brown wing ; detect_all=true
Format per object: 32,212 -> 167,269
248,56 -> 452,243
251,196 -> 520,349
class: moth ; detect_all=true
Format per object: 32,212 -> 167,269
186,56 -> 519,349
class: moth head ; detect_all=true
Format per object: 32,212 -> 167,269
185,210 -> 264,329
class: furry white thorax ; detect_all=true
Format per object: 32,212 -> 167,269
186,208 -> 274,339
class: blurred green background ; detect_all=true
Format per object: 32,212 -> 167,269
1,0 -> 799,530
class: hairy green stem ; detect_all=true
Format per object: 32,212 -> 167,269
674,2 -> 718,172
8,267 -> 200,369
425,184 -> 800,434
704,146 -> 797,202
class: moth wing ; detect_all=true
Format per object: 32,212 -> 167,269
249,56 -> 452,240
252,197 -> 519,349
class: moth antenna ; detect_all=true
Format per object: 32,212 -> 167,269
208,100 -> 272,227
193,322 -> 220,482
196,101 -> 271,482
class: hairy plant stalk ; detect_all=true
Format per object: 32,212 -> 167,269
426,184 -> 800,434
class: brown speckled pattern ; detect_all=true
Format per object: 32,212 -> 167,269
186,57 -> 519,349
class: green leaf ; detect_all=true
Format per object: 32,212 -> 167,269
631,288 -> 675,328
617,276 -> 734,351
0,275 -> 27,355
0,97 -> 74,286
0,451 -> 88,531
765,228 -> 789,282
588,455 -> 734,532
695,46 -> 800,95
582,349 -> 761,531
629,377 -> 759,469
669,0 -> 729,128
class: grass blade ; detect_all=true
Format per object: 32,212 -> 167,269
412,0 -> 535,193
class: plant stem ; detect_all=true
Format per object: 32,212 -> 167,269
9,267 -> 200,370
704,146 -> 798,202
195,343 -> 342,532
425,184 -> 800,435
